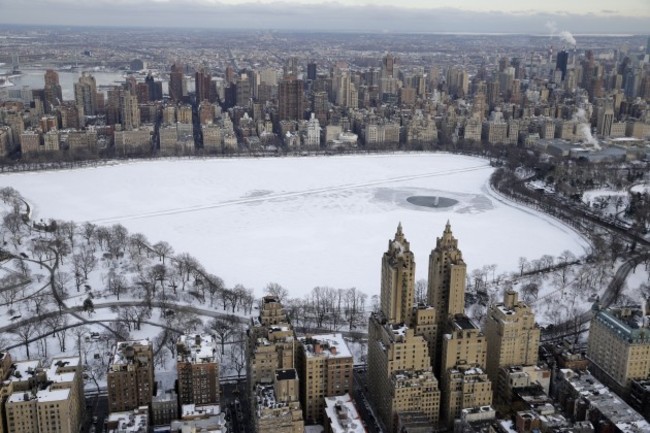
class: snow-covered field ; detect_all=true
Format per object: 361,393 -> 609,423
1,154 -> 589,298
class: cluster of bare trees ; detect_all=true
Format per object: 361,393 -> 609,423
273,284 -> 368,331
0,187 -> 261,367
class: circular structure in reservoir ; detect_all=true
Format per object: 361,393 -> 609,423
406,195 -> 458,208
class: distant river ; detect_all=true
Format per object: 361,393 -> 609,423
0,68 -> 169,100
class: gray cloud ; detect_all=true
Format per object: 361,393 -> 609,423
0,1 -> 648,33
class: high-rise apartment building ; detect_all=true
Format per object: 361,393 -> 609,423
74,72 -> 97,116
439,316 -> 492,429
587,305 -> 650,396
427,221 -> 467,374
169,63 -> 185,103
367,224 -> 441,433
177,334 -> 220,407
484,291 -> 540,387
247,297 -> 297,391
278,76 -> 304,121
380,222 -> 415,325
195,68 -> 213,103
296,334 -> 353,424
254,369 -> 304,433
107,340 -> 155,413
43,69 -> 62,113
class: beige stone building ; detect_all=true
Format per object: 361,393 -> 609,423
427,222 -> 467,374
296,334 -> 353,424
247,296 -> 297,391
484,290 -> 540,387
587,305 -> 650,395
367,224 -> 441,433
177,334 -> 220,406
3,357 -> 84,433
254,369 -> 304,433
440,316 -> 492,429
107,340 -> 155,413
380,223 -> 415,325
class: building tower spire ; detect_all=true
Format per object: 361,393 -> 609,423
380,223 -> 415,325
427,221 -> 467,374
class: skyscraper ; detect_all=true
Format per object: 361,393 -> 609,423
382,53 -> 395,78
427,222 -> 467,375
307,62 -> 317,81
380,222 -> 415,325
556,50 -> 569,80
145,74 -> 163,101
43,69 -> 62,113
278,76 -> 304,121
367,224 -> 441,432
195,68 -> 213,103
169,63 -> 184,103
427,221 -> 466,323
74,72 -> 97,116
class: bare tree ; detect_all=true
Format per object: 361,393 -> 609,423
241,287 -> 255,314
10,321 -> 37,358
59,221 -> 77,249
309,286 -> 336,329
35,320 -> 50,358
205,274 -> 225,306
110,224 -> 129,253
414,279 -> 427,304
229,337 -> 247,379
82,222 -> 96,246
518,257 -> 529,276
94,226 -> 112,250
70,325 -> 89,361
175,253 -> 201,291
344,287 -> 367,330
44,313 -> 69,352
106,271 -> 128,300
264,282 -> 289,303
208,315 -> 241,354
73,246 -> 97,280
152,241 -> 174,265
3,210 -> 24,247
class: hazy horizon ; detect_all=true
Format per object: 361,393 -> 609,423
0,0 -> 649,34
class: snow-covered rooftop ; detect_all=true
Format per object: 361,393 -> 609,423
107,407 -> 149,433
560,370 -> 650,430
299,333 -> 353,359
177,334 -> 218,364
324,394 -> 365,433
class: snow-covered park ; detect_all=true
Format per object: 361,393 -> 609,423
1,153 -> 589,299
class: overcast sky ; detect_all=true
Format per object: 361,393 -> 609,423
1,0 -> 649,33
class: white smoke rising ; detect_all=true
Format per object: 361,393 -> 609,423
572,108 -> 601,150
559,30 -> 577,47
545,21 -> 576,47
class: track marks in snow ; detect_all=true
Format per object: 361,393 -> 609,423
90,164 -> 491,225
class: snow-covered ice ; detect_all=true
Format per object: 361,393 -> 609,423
1,154 -> 589,298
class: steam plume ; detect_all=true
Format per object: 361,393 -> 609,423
545,21 -> 577,47
572,108 -> 600,150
